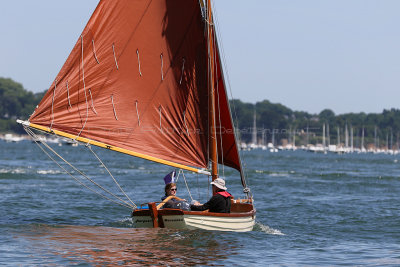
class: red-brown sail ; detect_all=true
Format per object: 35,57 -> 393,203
214,46 -> 242,173
29,0 -> 242,174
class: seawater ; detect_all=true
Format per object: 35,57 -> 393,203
1,140 -> 400,266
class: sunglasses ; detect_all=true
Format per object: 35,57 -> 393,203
170,188 -> 177,191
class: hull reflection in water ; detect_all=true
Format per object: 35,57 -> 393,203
21,224 -> 238,265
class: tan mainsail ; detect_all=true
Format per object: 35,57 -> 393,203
28,0 -> 242,176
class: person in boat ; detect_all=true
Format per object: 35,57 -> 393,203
161,171 -> 179,208
190,178 -> 232,213
161,182 -> 191,210
161,182 -> 179,208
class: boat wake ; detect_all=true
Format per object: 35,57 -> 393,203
254,222 -> 285,235
109,217 -> 134,228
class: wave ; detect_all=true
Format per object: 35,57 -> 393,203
254,222 -> 285,235
0,168 -> 27,174
255,170 -> 294,177
108,217 -> 134,228
36,170 -> 63,175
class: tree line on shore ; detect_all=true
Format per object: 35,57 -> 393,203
0,78 -> 45,134
1,77 -> 400,149
232,99 -> 400,149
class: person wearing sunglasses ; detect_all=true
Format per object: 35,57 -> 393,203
163,183 -> 178,200
161,183 -> 189,210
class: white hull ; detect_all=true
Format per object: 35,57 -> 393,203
133,213 -> 255,232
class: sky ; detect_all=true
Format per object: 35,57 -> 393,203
1,0 -> 400,115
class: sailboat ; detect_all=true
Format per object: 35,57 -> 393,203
17,0 -> 255,232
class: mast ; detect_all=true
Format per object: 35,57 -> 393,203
390,128 -> 393,150
337,127 -> 340,146
252,108 -> 257,146
327,123 -> 330,146
361,127 -> 365,150
293,129 -> 296,148
207,0 -> 218,181
350,126 -> 353,152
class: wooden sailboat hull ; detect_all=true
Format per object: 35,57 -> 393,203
132,202 -> 256,232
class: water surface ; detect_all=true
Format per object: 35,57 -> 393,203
1,140 -> 400,265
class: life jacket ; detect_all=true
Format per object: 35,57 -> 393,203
217,191 -> 232,213
217,191 -> 232,198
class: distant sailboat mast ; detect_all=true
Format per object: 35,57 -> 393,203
292,129 -> 296,148
361,127 -> 365,151
262,128 -> 266,148
327,123 -> 330,147
272,129 -> 275,148
350,126 -> 353,152
252,108 -> 257,146
337,127 -> 340,146
390,128 -> 393,150
386,132 -> 389,151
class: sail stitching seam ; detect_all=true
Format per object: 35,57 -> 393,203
76,35 -> 90,139
159,106 -> 162,130
92,39 -> 100,64
113,43 -> 119,70
183,111 -> 189,136
111,95 -> 118,120
135,100 -> 140,126
66,81 -> 72,110
50,80 -> 56,130
136,49 -> 142,76
89,89 -> 97,114
160,53 -> 164,81
179,57 -> 185,85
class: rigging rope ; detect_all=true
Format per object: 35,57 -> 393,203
211,2 -> 251,196
86,144 -> 136,207
176,169 -> 194,202
24,127 -> 135,209
212,28 -> 224,177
